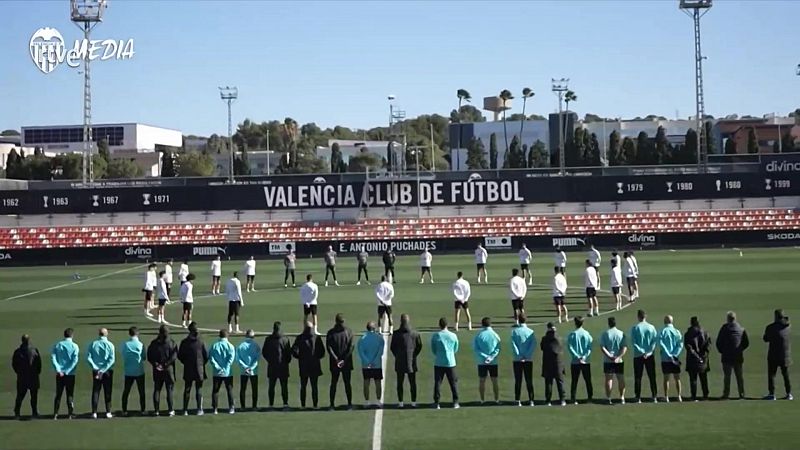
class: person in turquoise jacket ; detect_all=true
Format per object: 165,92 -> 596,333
357,322 -> 385,407
121,326 -> 146,415
659,315 -> 684,402
51,328 -> 79,419
473,317 -> 501,404
511,314 -> 536,406
567,316 -> 593,404
209,329 -> 236,414
237,329 -> 261,410
431,317 -> 460,409
600,317 -> 628,404
631,309 -> 659,402
87,328 -> 115,418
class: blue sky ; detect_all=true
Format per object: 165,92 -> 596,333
1,0 -> 798,136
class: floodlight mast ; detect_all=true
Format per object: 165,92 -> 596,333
70,0 -> 107,185
219,86 -> 238,184
680,0 -> 712,174
551,78 -> 569,176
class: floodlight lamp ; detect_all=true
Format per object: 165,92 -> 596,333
387,95 -> 396,101
70,0 -> 107,22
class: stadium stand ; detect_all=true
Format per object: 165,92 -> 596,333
0,209 -> 797,249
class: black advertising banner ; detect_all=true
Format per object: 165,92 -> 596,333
0,172 -> 798,215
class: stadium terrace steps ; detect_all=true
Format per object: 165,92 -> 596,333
0,209 -> 796,249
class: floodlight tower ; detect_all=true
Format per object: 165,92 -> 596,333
680,0 -> 712,173
388,95 -> 406,173
551,78 -> 569,176
71,0 -> 107,184
219,86 -> 238,183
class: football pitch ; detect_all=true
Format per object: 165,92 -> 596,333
0,247 -> 797,450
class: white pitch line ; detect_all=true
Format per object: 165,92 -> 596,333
1,264 -> 147,303
371,334 -> 389,450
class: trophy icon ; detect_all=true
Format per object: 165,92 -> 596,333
666,182 -> 673,193
142,193 -> 151,206
715,180 -> 721,192
765,179 -> 772,191
42,196 -> 49,208
616,182 -> 624,195
92,195 -> 100,207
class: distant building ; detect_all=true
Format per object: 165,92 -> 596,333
449,119 -> 549,170
713,116 -> 798,154
213,150 -> 280,176
0,135 -> 40,170
21,123 -> 182,154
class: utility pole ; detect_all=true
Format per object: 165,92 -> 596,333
219,86 -> 238,183
680,0 -> 713,173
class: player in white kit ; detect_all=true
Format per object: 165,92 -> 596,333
164,259 -> 174,296
518,244 -> 533,286
584,259 -> 600,317
475,243 -> 488,284
419,247 -> 434,284
554,245 -> 567,275
143,263 -> 158,316
244,256 -> 257,292
452,272 -> 472,331
211,256 -> 222,295
610,258 -> 623,311
588,244 -> 602,289
375,276 -> 395,333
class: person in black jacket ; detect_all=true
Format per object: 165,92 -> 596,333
178,322 -> 208,415
390,314 -> 423,408
382,250 -> 396,283
326,313 -> 355,410
684,316 -> 711,401
12,334 -> 42,419
292,321 -> 326,409
263,321 -> 292,409
763,309 -> 792,400
540,322 -> 566,406
715,311 -> 750,399
148,325 -> 178,416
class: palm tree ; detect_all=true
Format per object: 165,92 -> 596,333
499,89 -> 514,153
456,89 -> 472,153
519,87 -> 535,166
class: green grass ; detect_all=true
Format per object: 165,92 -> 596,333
0,248 -> 798,449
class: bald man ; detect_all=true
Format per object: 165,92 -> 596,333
87,328 -> 116,419
659,315 -> 684,402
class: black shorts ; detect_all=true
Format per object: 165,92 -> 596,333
143,289 -> 153,300
362,368 -> 383,380
627,276 -> 638,283
512,299 -> 525,311
454,301 -> 469,310
158,298 -> 168,307
476,263 -> 485,270
228,301 -> 241,316
182,302 -> 193,313
661,361 -> 681,374
180,280 -> 186,285
303,304 -> 318,316
612,286 -> 620,295
212,276 -> 221,283
553,296 -> 565,306
604,362 -> 624,375
420,267 -> 431,274
246,275 -> 255,282
520,263 -> 530,271
478,365 -> 498,378
585,287 -> 597,298
378,305 -> 392,317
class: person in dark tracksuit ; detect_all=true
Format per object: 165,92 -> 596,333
178,322 -> 208,415
326,313 -> 355,410
356,249 -> 370,285
12,334 -> 41,419
541,322 -> 566,406
382,250 -> 396,283
684,317 -> 711,401
147,325 -> 178,416
716,311 -> 750,399
263,321 -> 292,409
763,309 -> 792,400
292,321 -> 326,409
51,328 -> 79,419
390,314 -> 422,408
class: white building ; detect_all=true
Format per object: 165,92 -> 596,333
21,123 -> 182,154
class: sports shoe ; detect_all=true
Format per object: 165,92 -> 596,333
419,280 -> 424,284
292,284 -> 296,287
356,281 -> 361,286
677,396 -> 683,403
435,403 -> 441,410
398,402 -> 404,409
636,397 -> 642,404
213,409 -> 218,415
547,402 -> 552,407
229,408 -> 235,415
91,413 -> 98,419
411,402 -> 417,408
653,398 -> 658,404
145,311 -> 153,317
529,401 -> 535,407
53,414 -> 58,420
785,394 -> 794,401
664,397 -> 670,403
763,394 -> 776,400
197,409 -> 204,416
516,401 -> 522,407
468,324 -> 473,331
325,281 -> 329,287
453,403 -> 460,409
183,411 -> 189,416
284,284 -> 287,288
430,280 -> 435,284
168,411 -> 175,417
620,398 -> 626,405
366,281 -> 371,285
560,400 -> 567,406
105,412 -> 113,419
335,281 -> 340,286
608,399 -> 613,405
